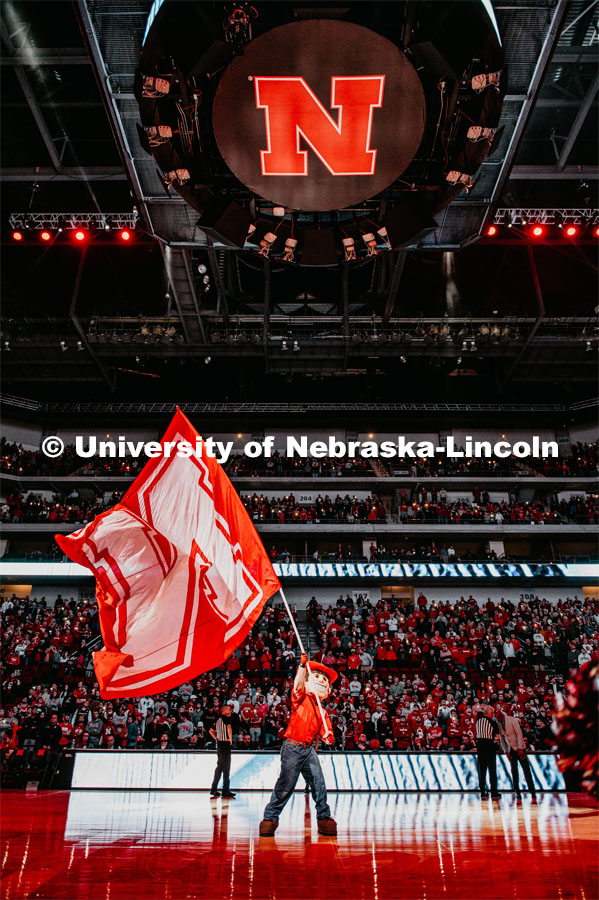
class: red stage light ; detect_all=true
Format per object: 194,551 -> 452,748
119,229 -> 131,242
40,230 -> 51,242
531,226 -> 544,238
74,230 -> 87,242
595,226 -> 599,238
487,225 -> 497,236
12,231 -> 23,241
565,226 -> 578,237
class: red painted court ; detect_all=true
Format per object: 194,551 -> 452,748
2,791 -> 597,900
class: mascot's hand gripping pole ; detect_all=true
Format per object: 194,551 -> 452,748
278,586 -> 332,741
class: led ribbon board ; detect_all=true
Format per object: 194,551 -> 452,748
212,20 -> 426,211
0,561 -> 597,580
71,750 -> 564,792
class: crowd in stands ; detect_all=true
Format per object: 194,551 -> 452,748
1,588 -> 596,778
242,493 -> 388,524
526,443 -> 597,478
0,439 -> 141,478
2,437 -> 596,480
271,543 -> 508,564
1,490 -> 122,525
227,452 -> 372,478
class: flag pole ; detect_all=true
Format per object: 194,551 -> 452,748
277,586 -> 332,740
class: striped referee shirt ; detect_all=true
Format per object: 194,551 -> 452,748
476,715 -> 498,741
215,717 -> 231,742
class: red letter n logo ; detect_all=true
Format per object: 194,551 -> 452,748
254,76 -> 385,176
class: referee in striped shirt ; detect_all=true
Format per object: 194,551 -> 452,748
210,705 -> 236,798
476,705 -> 500,799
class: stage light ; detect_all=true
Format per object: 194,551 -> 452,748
283,238 -> 297,261
487,225 -> 497,236
40,231 -> 51,242
446,171 -> 475,193
204,356 -> 211,364
74,230 -> 87,242
119,229 -> 132,242
342,237 -> 356,261
12,231 -> 23,241
258,232 -> 276,257
197,264 -> 207,274
142,75 -> 170,98
565,226 -> 578,237
3,341 -> 10,350
293,341 -> 300,352
400,356 -> 407,364
471,70 -> 502,93
77,341 -> 84,351
281,339 -> 288,351
594,226 -> 599,238
362,232 -> 378,256
586,341 -> 592,351
457,357 -> 462,365
60,340 -> 68,352
202,274 -> 210,285
531,226 -> 544,238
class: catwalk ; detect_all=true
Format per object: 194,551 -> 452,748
1,791 -> 596,900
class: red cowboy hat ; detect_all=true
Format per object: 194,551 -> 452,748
307,661 -> 338,684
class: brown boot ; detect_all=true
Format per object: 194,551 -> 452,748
317,818 -> 337,836
259,819 -> 278,837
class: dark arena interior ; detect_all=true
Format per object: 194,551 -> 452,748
0,2 -> 598,899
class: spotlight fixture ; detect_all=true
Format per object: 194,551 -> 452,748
565,226 -> 578,238
487,225 -> 497,236
471,70 -> 502,93
74,230 -> 87,242
146,125 -> 173,147
467,125 -> 496,142
362,232 -> 378,256
77,341 -> 84,351
202,275 -> 210,286
40,230 -> 51,242
446,171 -> 475,193
281,338 -> 288,351
457,357 -> 462,365
283,238 -> 298,262
342,237 -> 356,261
142,75 -> 170,98
586,341 -> 592,351
3,341 -> 10,350
293,340 -> 300,352
531,225 -> 544,238
12,231 -> 23,241
119,229 -> 132,242
258,232 -> 276,257
462,340 -> 468,351
204,356 -> 211,364
376,226 -> 391,250
163,168 -> 190,189
470,340 -> 477,352
400,356 -> 407,364
197,264 -> 207,275
59,340 -> 68,352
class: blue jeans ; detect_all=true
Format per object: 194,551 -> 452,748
263,740 -> 331,821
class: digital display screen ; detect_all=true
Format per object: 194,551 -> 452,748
71,751 -> 565,792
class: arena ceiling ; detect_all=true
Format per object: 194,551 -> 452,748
0,0 -> 598,403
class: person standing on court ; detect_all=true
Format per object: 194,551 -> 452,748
476,704 -> 500,799
209,705 -> 236,798
495,708 -> 537,801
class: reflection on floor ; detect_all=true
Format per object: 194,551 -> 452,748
1,791 -> 597,899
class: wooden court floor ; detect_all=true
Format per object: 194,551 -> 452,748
1,790 -> 597,900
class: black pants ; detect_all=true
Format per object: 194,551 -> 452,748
211,741 -> 231,793
476,739 -> 498,795
508,749 -> 536,795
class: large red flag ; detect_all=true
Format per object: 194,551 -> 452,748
56,409 -> 281,698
